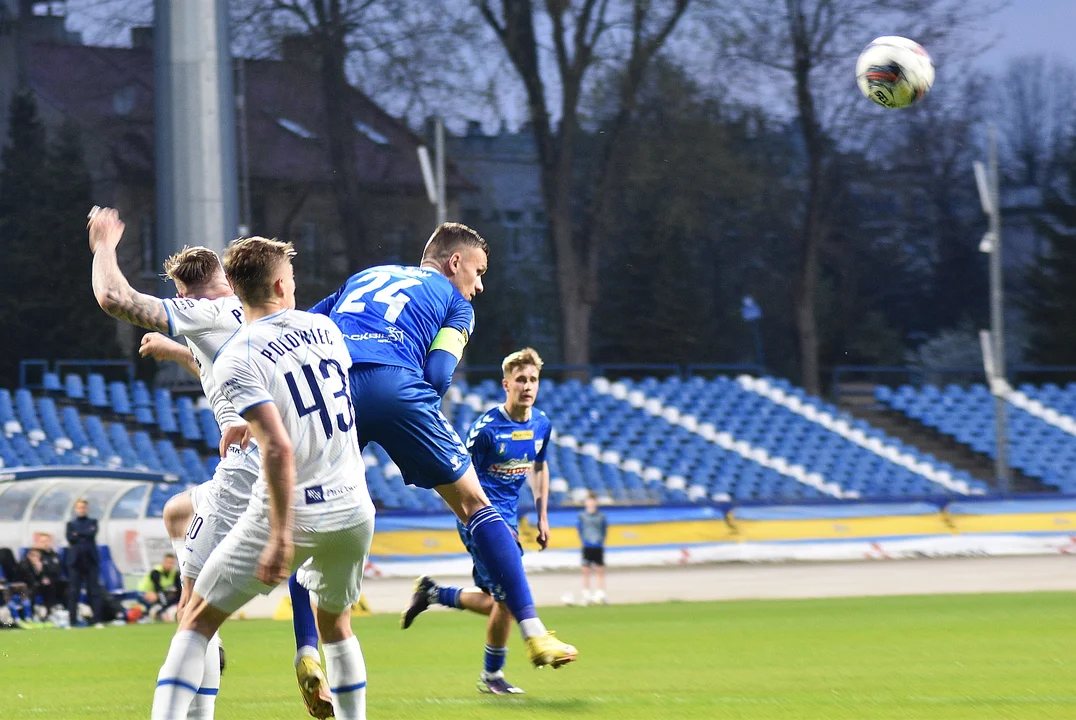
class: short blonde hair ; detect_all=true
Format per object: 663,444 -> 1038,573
162,246 -> 223,288
502,347 -> 543,377
222,237 -> 296,305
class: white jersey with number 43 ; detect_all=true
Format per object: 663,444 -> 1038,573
214,309 -> 373,529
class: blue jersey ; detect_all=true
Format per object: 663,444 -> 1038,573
315,265 -> 474,372
465,406 -> 552,527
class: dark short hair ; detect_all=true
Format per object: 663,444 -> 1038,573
222,236 -> 296,305
421,222 -> 489,263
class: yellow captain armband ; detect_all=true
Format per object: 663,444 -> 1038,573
430,327 -> 468,360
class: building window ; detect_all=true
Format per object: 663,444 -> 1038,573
504,210 -> 524,260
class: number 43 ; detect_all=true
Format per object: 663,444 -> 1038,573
338,272 -> 420,323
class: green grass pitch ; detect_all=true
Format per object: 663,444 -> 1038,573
2,592 -> 1074,719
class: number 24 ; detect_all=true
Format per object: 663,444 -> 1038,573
339,272 -> 420,323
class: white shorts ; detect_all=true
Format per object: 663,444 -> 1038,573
182,451 -> 259,580
194,504 -> 375,615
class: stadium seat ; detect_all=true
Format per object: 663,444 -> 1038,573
14,389 -> 46,443
175,397 -> 202,443
108,381 -> 133,417
64,374 -> 85,403
154,389 -> 178,435
42,372 -> 62,395
86,374 -> 109,411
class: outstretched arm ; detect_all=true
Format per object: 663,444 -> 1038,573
88,206 -> 170,332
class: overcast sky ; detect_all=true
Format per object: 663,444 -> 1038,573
975,0 -> 1076,68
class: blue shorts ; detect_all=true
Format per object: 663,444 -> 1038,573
349,364 -> 471,489
457,519 -> 522,602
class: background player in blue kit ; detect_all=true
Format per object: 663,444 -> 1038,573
285,224 -> 575,703
400,348 -> 552,695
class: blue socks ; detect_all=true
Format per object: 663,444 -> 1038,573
465,506 -> 537,622
484,645 -> 507,674
436,586 -> 463,609
289,574 -> 318,652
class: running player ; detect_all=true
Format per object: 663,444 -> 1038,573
286,224 -> 576,681
151,237 -> 376,720
88,207 -> 259,716
400,348 -> 552,695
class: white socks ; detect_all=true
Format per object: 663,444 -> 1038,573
186,632 -> 221,719
295,644 -> 321,668
323,636 -> 367,720
151,630 -> 208,720
518,618 -> 547,640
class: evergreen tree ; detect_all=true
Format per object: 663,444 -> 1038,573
0,92 -> 119,385
41,120 -> 120,360
0,89 -> 54,385
1025,144 -> 1076,363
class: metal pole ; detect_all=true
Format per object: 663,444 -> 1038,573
435,116 -> 447,225
236,55 -> 251,236
988,123 -> 1010,493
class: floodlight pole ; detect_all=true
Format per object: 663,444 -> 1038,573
435,116 -> 447,225
976,123 -> 1010,494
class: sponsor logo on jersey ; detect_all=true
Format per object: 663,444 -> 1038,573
535,439 -> 544,454
487,459 -> 532,477
450,455 -> 463,471
511,430 -> 534,440
304,484 -> 357,505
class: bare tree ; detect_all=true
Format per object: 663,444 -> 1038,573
707,0 -> 996,394
476,0 -> 691,368
996,55 -> 1076,189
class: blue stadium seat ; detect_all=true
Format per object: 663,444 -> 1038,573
132,380 -> 152,408
108,381 -> 133,416
64,373 -> 86,403
42,372 -> 62,394
154,389 -> 178,434
108,423 -> 140,467
0,389 -> 18,433
14,389 -> 45,441
176,397 -> 202,443
133,431 -> 163,471
86,373 -> 109,410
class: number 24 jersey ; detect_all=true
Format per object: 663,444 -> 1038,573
315,265 -> 475,372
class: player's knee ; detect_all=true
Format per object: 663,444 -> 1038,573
163,494 -> 193,538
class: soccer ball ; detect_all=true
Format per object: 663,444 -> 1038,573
855,36 -> 934,109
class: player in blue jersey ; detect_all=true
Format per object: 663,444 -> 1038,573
399,348 -> 553,695
284,224 -> 575,699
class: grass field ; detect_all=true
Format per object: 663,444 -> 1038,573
2,592 -> 1075,719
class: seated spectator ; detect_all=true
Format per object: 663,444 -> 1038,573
16,549 -> 62,615
30,532 -> 67,602
0,549 -> 32,628
138,553 -> 180,621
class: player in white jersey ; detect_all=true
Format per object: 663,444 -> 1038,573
89,207 -> 263,717
151,236 -> 376,720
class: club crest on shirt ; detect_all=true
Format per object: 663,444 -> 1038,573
497,442 -> 507,456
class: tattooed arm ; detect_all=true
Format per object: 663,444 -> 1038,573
88,207 -> 170,333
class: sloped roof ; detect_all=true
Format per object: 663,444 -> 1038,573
26,42 -> 462,190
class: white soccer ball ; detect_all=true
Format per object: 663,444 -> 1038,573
855,36 -> 934,109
